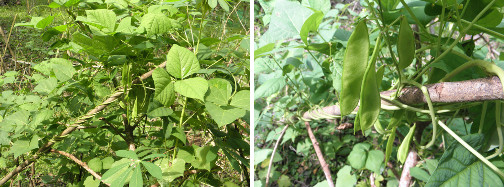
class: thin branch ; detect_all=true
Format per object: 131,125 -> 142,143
0,62 -> 167,185
399,149 -> 418,187
265,125 -> 289,187
50,149 -> 110,186
304,121 -> 334,187
303,76 -> 504,120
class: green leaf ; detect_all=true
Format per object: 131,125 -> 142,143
71,33 -> 117,57
102,157 -> 114,170
383,2 -> 435,25
0,130 -> 9,146
254,43 -> 275,59
129,165 -> 143,187
205,102 -> 246,127
254,149 -> 272,165
397,124 -> 415,164
50,58 -> 76,82
147,106 -> 173,118
115,150 -> 139,160
191,146 -> 218,171
174,77 -> 208,101
137,13 -> 180,36
230,90 -> 250,110
314,181 -> 329,187
299,11 -> 324,45
208,0 -> 217,8
277,175 -> 291,187
88,158 -> 103,173
365,150 -> 384,173
171,127 -> 187,144
83,176 -> 101,187
348,143 -> 371,169
426,134 -> 502,186
340,20 -> 369,116
336,165 -> 357,187
205,78 -> 232,105
223,181 -> 239,187
410,167 -> 430,182
301,0 -> 330,13
85,9 -> 117,32
102,162 -> 131,185
34,77 -> 58,95
398,17 -> 415,69
10,136 -> 39,158
162,158 -> 185,182
116,17 -> 134,34
260,0 -> 313,44
254,78 -> 285,99
152,68 -> 175,106
14,17 -> 44,28
217,0 -> 229,12
166,45 -> 201,79
385,127 -> 397,164
142,161 -> 163,179
36,16 -> 54,29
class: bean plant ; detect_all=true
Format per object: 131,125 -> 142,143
254,0 -> 504,186
0,0 -> 250,186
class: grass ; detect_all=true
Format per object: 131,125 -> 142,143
0,0 -> 66,72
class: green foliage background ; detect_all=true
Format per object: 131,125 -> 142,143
254,0 -> 504,186
0,0 -> 250,186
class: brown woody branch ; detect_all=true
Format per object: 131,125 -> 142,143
0,62 -> 167,185
305,121 -> 334,187
399,150 -> 418,187
302,76 -> 504,120
50,149 -> 110,186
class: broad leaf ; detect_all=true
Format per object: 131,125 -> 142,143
137,13 -> 180,36
336,165 -> 357,187
85,9 -> 117,32
174,77 -> 208,101
191,146 -> 218,171
152,68 -> 175,106
426,134 -> 503,186
115,150 -> 139,160
348,143 -> 371,169
129,166 -> 143,187
83,176 -> 101,187
34,77 -> 58,95
260,0 -> 313,44
166,45 -> 201,79
254,78 -> 285,99
50,58 -> 76,82
230,90 -> 250,110
205,102 -> 246,127
206,78 -> 232,105
161,158 -> 185,182
300,11 -> 324,45
365,150 -> 384,173
88,158 -> 103,173
142,161 -> 163,179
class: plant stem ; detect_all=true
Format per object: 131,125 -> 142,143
412,0 -> 496,81
304,121 -> 334,187
265,125 -> 289,187
437,120 -> 504,179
